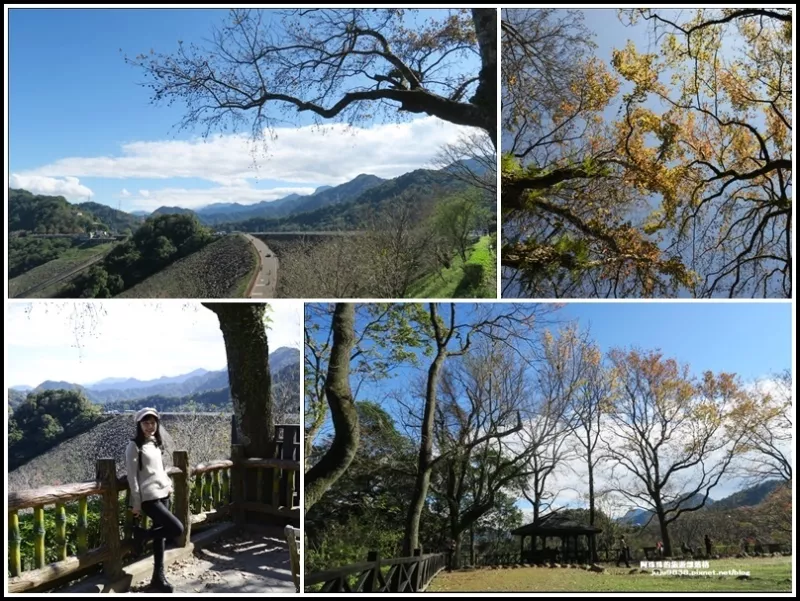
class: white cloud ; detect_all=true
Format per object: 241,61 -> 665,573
124,185 -> 317,211
139,190 -> 150,197
121,188 -> 131,197
9,174 -> 93,201
7,301 -> 301,388
19,117 -> 474,187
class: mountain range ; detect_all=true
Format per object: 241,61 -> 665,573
135,157 -> 490,227
9,158 -> 491,236
10,346 -> 299,405
618,481 -> 784,524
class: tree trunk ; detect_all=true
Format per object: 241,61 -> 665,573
403,349 -> 446,555
656,503 -> 672,557
471,8 -> 498,148
588,456 -> 597,562
203,303 -> 273,459
470,525 -> 476,566
304,303 -> 359,512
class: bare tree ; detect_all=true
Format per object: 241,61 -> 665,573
564,329 -> 610,562
128,8 -> 497,145
401,303 -> 556,554
519,328 -> 583,523
430,340 -> 530,566
278,236 -> 374,299
364,199 -> 438,297
732,369 -> 792,483
432,130 -> 497,196
603,349 -> 745,556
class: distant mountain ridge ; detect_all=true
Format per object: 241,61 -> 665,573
618,481 -> 784,524
11,158 -> 490,234
12,346 -> 299,404
219,167 -> 473,232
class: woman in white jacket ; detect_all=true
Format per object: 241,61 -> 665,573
126,408 -> 183,593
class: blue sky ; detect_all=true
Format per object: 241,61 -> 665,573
308,302 -> 791,399
8,8 -> 480,212
7,301 -> 302,387
306,302 -> 792,510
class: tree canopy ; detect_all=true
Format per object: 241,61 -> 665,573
502,8 -> 792,298
128,8 -> 497,145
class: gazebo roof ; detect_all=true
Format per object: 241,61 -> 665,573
511,513 -> 603,536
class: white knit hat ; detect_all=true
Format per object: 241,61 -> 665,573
134,407 -> 159,423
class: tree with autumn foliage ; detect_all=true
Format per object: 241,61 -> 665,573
501,8 -> 792,298
730,369 -> 792,483
603,350 -> 747,556
128,8 -> 497,146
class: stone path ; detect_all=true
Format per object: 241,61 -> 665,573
131,531 -> 295,594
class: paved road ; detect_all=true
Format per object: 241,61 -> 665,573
131,532 -> 295,594
243,234 -> 278,298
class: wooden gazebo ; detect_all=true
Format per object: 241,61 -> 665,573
511,513 -> 602,564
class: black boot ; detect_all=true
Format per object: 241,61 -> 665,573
132,525 -> 147,557
150,538 -> 174,593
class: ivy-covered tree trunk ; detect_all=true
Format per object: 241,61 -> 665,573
304,303 -> 359,513
203,303 -> 273,459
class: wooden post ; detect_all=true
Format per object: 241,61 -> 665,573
56,503 -> 68,561
97,459 -> 122,579
203,473 -> 212,512
77,497 -> 88,554
271,466 -> 280,508
285,468 -> 295,509
231,444 -> 245,525
413,548 -> 422,592
192,476 -> 202,515
124,490 -> 134,542
256,468 -> 264,503
33,506 -> 45,569
364,551 -> 379,593
9,510 -> 21,576
221,468 -> 230,505
212,470 -> 221,509
173,451 -> 191,548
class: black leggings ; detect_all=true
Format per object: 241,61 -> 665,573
141,497 -> 184,544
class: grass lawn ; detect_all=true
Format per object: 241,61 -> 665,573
408,236 -> 496,298
8,243 -> 114,298
428,557 -> 792,593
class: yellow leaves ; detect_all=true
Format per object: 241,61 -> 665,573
576,58 -> 620,112
611,41 -> 661,93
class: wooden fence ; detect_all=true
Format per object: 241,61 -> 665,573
305,550 -> 448,593
7,431 -> 300,593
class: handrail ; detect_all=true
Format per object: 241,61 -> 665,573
7,436 -> 300,593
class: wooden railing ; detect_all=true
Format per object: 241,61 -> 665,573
305,550 -> 448,593
7,436 -> 300,593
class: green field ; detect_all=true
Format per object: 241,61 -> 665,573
428,557 -> 792,593
118,235 -> 256,298
408,236 -> 496,298
8,243 -> 114,298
